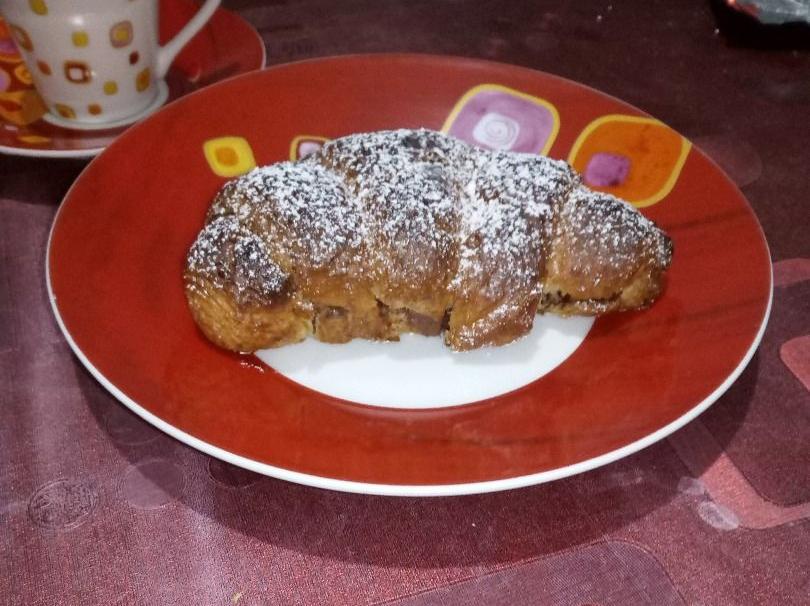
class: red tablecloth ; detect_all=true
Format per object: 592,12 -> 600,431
2,1 -> 809,604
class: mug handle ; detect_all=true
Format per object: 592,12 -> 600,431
155,0 -> 222,79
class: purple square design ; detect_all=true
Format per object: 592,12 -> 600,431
446,89 -> 556,153
584,152 -> 631,187
298,140 -> 323,159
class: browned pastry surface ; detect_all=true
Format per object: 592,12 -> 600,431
184,129 -> 673,352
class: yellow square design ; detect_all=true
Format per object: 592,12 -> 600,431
203,136 -> 257,178
135,67 -> 150,92
72,31 -> 89,47
54,103 -> 76,119
29,0 -> 47,16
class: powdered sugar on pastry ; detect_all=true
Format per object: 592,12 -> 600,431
209,162 -> 364,277
186,215 -> 288,304
184,128 -> 673,352
452,149 -> 579,301
317,130 -> 463,296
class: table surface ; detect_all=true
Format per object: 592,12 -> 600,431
2,1 -> 809,604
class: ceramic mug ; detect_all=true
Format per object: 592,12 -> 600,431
0,0 -> 220,128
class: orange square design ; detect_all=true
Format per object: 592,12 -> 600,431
568,115 -> 691,208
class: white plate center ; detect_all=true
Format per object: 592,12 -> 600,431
255,315 -> 594,409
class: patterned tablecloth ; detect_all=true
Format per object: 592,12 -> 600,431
2,1 -> 809,604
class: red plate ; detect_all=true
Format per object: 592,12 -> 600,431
47,54 -> 771,496
0,0 -> 265,158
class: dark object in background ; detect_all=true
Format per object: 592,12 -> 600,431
710,0 -> 810,49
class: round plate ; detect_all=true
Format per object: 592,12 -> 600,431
47,54 -> 772,496
0,0 -> 265,158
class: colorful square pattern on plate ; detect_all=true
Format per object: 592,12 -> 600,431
289,135 -> 328,160
442,83 -> 559,154
568,114 -> 691,208
203,136 -> 256,177
0,87 -> 46,124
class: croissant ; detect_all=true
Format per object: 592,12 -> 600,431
184,129 -> 672,352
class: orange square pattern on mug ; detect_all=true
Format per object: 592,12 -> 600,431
64,60 -> 92,84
